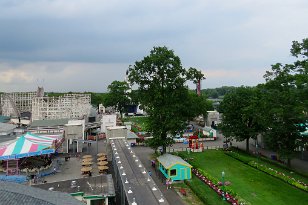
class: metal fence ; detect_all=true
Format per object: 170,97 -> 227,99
167,146 -> 222,153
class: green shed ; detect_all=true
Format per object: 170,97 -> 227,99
157,154 -> 192,181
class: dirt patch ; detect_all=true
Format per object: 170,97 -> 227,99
173,185 -> 204,205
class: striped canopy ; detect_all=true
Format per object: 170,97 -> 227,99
0,133 -> 62,160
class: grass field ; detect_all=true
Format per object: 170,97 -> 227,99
123,116 -> 148,131
228,148 -> 308,184
172,181 -> 205,205
180,150 -> 308,205
173,177 -> 229,205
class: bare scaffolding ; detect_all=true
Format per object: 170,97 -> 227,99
31,94 -> 91,120
0,92 -> 37,117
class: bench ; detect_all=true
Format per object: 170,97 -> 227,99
179,188 -> 187,196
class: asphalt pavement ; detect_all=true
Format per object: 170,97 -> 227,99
36,139 -> 109,184
133,146 -> 186,205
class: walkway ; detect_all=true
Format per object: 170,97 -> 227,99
133,146 -> 186,205
34,139 -> 108,184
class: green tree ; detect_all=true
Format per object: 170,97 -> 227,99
261,38 -> 308,167
128,46 -> 208,153
104,81 -> 130,117
219,86 -> 263,152
188,92 -> 213,120
88,92 -> 108,107
202,86 -> 237,98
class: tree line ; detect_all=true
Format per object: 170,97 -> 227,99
48,38 -> 307,168
202,86 -> 237,99
219,38 -> 308,167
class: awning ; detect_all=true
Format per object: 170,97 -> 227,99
0,132 -> 62,160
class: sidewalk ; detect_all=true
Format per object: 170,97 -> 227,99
233,140 -> 308,175
35,139 -> 108,184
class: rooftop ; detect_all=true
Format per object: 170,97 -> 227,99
111,139 -> 169,205
34,174 -> 115,197
203,126 -> 215,132
31,119 -> 69,127
0,181 -> 83,205
127,131 -> 139,139
107,126 -> 126,130
0,115 -> 10,123
157,154 -> 192,169
0,122 -> 16,132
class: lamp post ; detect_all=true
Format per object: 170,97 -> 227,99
221,171 -> 225,201
256,142 -> 259,162
96,131 -> 99,156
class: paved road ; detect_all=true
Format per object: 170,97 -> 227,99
133,146 -> 186,205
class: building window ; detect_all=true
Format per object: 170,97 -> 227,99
170,169 -> 176,176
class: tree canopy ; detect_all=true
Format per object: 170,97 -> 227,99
260,38 -> 308,166
128,46 -> 209,153
219,86 -> 263,152
104,81 -> 130,116
89,92 -> 108,107
218,38 -> 308,166
202,86 -> 237,99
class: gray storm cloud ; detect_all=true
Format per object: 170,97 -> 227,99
0,0 -> 307,92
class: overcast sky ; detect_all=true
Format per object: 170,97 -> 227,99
0,0 -> 307,92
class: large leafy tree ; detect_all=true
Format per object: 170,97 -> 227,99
104,81 -> 130,117
128,46 -> 207,153
261,38 -> 308,167
89,92 -> 108,107
219,86 -> 263,152
188,92 -> 213,121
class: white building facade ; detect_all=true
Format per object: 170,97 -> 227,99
101,114 -> 117,133
31,94 -> 91,121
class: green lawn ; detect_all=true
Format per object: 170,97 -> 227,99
172,181 -> 204,205
181,150 -> 308,205
188,175 -> 229,205
123,116 -> 148,131
173,177 -> 229,205
229,148 -> 308,184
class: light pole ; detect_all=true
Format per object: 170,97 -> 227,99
221,171 -> 225,201
96,130 -> 99,156
256,142 -> 259,163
